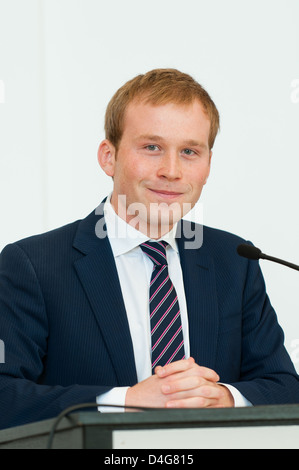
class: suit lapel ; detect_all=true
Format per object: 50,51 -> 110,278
73,206 -> 137,386
177,223 -> 219,371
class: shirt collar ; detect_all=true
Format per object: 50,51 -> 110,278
103,195 -> 178,257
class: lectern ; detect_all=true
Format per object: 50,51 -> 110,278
0,405 -> 299,449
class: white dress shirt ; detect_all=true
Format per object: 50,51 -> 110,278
97,197 -> 251,410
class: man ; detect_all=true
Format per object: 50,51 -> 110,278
0,69 -> 298,430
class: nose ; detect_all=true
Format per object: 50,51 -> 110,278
157,151 -> 182,181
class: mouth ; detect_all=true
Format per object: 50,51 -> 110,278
148,188 -> 184,199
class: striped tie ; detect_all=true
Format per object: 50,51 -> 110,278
140,240 -> 185,373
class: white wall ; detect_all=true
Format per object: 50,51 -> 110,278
1,0 -> 299,367
0,0 -> 46,243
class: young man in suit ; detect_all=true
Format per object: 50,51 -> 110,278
0,69 -> 298,430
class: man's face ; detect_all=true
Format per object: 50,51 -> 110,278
98,99 -> 212,238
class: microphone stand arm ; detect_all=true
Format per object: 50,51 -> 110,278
261,253 -> 299,272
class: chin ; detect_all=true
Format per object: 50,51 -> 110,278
148,206 -> 183,234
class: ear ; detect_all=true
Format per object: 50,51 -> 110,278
97,139 -> 116,177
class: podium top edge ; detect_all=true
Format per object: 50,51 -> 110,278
74,403 -> 299,427
1,403 -> 299,444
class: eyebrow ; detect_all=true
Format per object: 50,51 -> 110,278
136,134 -> 165,142
136,134 -> 208,149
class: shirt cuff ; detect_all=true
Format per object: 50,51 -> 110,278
221,383 -> 252,407
96,386 -> 130,412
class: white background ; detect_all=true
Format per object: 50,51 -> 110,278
0,0 -> 299,368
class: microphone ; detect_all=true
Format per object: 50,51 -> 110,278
237,243 -> 299,272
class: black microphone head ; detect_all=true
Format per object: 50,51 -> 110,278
237,243 -> 262,260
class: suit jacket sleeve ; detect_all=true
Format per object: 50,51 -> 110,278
229,250 -> 299,405
0,243 -> 112,430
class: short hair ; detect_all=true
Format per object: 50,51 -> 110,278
104,68 -> 220,151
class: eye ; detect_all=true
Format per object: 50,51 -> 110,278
145,145 -> 159,151
182,148 -> 196,156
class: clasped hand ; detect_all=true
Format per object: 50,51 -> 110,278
125,357 -> 234,409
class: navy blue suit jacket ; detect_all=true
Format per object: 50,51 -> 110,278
0,204 -> 298,429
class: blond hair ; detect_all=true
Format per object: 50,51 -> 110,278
105,68 -> 220,150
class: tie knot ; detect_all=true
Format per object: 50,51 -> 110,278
140,241 -> 168,267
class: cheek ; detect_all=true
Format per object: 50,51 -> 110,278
196,162 -> 211,184
124,158 -> 150,182
114,158 -> 145,193
189,168 -> 209,189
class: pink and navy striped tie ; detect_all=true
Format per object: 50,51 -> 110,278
140,240 -> 185,373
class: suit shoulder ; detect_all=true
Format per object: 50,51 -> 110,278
202,224 -> 246,247
180,220 -> 246,247
2,220 -> 81,257
179,220 -> 250,270
201,225 -> 252,271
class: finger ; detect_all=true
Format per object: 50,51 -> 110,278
155,357 -> 195,377
161,375 -> 207,394
163,382 -> 225,402
165,385 -> 225,408
195,366 -> 219,382
165,396 -> 218,408
156,359 -> 220,383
